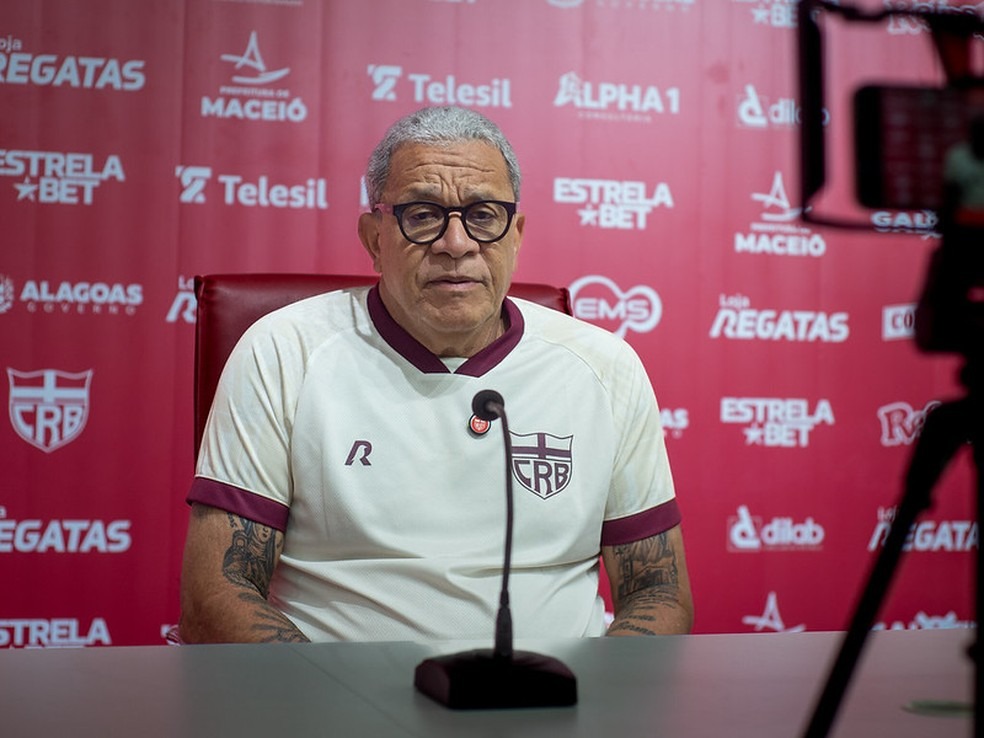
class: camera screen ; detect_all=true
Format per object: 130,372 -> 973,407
854,84 -> 984,211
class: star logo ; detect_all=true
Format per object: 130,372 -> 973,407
14,177 -> 38,201
752,6 -> 770,24
743,424 -> 765,445
578,206 -> 599,226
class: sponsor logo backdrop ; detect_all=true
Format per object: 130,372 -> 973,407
0,0 -> 976,645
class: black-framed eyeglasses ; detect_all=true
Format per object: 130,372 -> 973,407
375,200 -> 517,246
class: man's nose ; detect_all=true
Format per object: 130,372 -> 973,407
431,213 -> 480,257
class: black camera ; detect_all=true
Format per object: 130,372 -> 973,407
799,0 -> 984,359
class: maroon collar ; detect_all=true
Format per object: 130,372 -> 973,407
366,284 -> 523,376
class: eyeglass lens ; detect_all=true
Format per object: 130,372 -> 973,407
398,202 -> 511,244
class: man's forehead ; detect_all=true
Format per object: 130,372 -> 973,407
386,141 -> 511,193
393,139 -> 502,161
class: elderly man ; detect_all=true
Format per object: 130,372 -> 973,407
180,105 -> 693,643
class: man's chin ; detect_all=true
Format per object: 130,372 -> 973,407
421,298 -> 498,330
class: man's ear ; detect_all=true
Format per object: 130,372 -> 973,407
512,211 -> 525,266
514,212 -> 525,248
358,211 -> 383,274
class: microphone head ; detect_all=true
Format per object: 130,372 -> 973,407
472,389 -> 504,421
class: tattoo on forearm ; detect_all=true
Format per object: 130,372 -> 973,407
614,532 -> 680,609
222,514 -> 279,598
236,591 -> 308,643
208,514 -> 308,643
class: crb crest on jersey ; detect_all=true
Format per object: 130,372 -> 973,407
509,431 -> 573,499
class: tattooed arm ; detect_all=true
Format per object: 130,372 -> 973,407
179,502 -> 309,643
601,524 -> 694,636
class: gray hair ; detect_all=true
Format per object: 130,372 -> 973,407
365,106 -> 521,206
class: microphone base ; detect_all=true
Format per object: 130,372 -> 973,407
414,648 -> 578,709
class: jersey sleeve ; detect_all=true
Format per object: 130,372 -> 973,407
188,314 -> 300,531
600,340 -> 680,546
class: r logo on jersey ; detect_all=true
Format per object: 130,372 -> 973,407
509,431 -> 573,499
344,440 -> 373,466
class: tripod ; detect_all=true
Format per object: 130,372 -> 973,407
803,233 -> 983,736
796,6 -> 984,734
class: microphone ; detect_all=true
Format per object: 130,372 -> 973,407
471,390 -> 513,661
413,390 -> 578,710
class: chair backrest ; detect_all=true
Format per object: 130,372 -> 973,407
193,273 -> 573,459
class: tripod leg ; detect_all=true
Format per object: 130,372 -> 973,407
803,399 -> 972,738
973,424 -> 982,738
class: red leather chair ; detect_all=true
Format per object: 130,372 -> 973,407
193,273 -> 573,460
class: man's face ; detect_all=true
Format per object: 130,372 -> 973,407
359,140 -> 524,357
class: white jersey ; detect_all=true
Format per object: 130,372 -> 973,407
190,285 -> 679,642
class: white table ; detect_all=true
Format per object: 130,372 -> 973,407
0,628 -> 974,737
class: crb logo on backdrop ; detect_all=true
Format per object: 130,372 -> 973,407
509,431 -> 573,500
877,400 -> 940,447
366,64 -> 513,108
554,177 -> 673,229
0,618 -> 111,648
0,277 -> 142,316
165,275 -> 197,324
742,591 -> 805,633
874,611 -> 975,631
869,506 -> 978,553
735,0 -> 798,29
710,294 -> 849,342
201,31 -> 307,123
721,397 -> 835,448
737,83 -> 830,128
0,34 -> 144,90
7,368 -> 92,453
727,505 -> 825,552
882,303 -> 917,340
553,71 -> 680,123
735,171 -> 826,257
569,275 -> 662,338
175,165 -> 328,209
0,513 -> 131,553
0,150 -> 124,205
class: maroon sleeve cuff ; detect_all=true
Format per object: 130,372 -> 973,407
601,499 -> 682,547
187,477 -> 290,532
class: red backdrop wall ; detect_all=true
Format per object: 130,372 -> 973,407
1,0 -> 976,647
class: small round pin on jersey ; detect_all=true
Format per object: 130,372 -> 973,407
469,414 -> 492,436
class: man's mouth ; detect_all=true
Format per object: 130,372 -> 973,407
428,276 -> 480,287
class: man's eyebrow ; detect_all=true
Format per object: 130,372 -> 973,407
400,186 -> 505,203
401,185 -> 442,200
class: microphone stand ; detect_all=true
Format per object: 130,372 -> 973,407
414,390 -> 578,709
